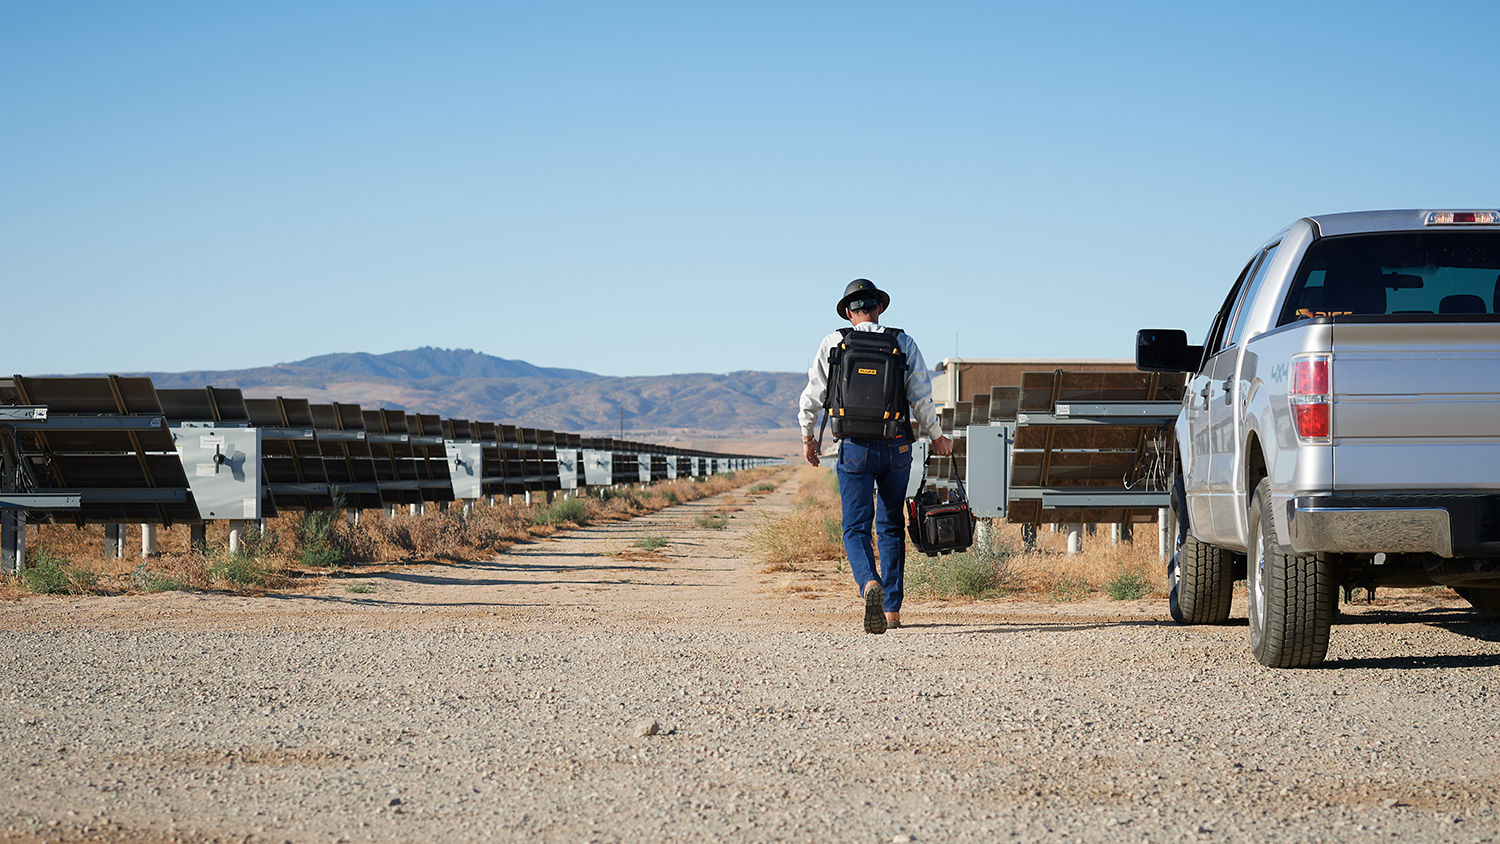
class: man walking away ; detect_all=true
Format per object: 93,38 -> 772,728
798,279 -> 952,634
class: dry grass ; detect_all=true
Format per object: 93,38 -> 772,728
749,467 -> 843,569
4,467 -> 784,598
752,466 -> 1168,602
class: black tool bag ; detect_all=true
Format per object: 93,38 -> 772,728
825,327 -> 908,440
906,452 -> 976,556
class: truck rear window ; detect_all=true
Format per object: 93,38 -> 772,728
1278,231 -> 1500,324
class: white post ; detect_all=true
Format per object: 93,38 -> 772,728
386,504 -> 397,518
974,518 -> 992,554
524,490 -> 533,506
462,499 -> 474,516
1110,524 -> 1123,546
228,520 -> 245,555
105,524 -> 122,558
1066,524 -> 1082,555
346,510 -> 360,527
409,503 -> 419,516
141,524 -> 157,558
1158,507 -> 1170,561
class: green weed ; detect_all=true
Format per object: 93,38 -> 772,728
1050,576 -> 1094,602
635,535 -> 669,551
133,563 -> 191,593
345,583 -> 374,594
533,497 -> 590,527
22,549 -> 96,595
906,537 -> 1014,600
695,513 -> 728,530
209,552 -> 270,587
1105,572 -> 1149,601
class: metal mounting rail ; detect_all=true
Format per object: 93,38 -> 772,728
0,493 -> 82,510
260,428 -> 316,440
7,414 -> 167,431
1039,490 -> 1170,508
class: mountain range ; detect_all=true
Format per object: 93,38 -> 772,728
128,347 -> 808,435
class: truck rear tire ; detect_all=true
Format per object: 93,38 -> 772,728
1247,478 -> 1333,668
1167,471 -> 1233,624
1455,587 -> 1500,615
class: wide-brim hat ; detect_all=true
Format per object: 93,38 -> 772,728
836,278 -> 891,319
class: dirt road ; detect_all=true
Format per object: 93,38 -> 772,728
2,478 -> 1498,842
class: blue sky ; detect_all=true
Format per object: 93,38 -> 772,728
5,1 -> 1498,377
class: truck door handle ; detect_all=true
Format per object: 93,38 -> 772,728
1198,385 -> 1210,410
1222,377 -> 1234,404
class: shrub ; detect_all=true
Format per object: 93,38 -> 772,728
906,540 -> 1015,600
293,505 -> 352,568
695,512 -> 728,530
209,552 -> 271,587
22,549 -> 95,594
533,497 -> 589,527
635,535 -> 668,551
1105,572 -> 1150,601
133,563 -> 192,593
748,482 -> 777,496
1050,576 -> 1094,602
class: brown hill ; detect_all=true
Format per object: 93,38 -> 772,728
127,347 -> 809,437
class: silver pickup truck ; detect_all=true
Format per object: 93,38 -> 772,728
1136,209 -> 1500,667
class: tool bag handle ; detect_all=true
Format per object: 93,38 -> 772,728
912,442 -> 967,504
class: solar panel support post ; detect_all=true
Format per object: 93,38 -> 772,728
1159,508 -> 1170,561
228,521 -> 245,555
105,523 -> 124,558
141,524 -> 157,557
1066,524 -> 1082,555
189,523 -> 207,553
0,510 -> 23,576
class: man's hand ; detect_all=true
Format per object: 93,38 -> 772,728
803,439 -> 820,466
931,435 -> 953,456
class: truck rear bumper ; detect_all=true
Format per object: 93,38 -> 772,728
1288,494 -> 1500,558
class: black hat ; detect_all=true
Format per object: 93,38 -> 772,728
836,278 -> 891,319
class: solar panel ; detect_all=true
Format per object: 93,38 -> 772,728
310,402 -> 383,510
1,376 -> 196,525
1006,370 -> 1184,525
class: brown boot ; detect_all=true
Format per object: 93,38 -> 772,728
863,581 -> 886,634
885,612 -> 901,629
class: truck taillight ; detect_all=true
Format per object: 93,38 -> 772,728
1290,354 -> 1331,441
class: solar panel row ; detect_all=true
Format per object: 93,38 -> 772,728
0,375 -> 779,572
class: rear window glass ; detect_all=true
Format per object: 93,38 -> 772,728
1278,232 -> 1500,325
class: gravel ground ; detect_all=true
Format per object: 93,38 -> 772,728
1,478 -> 1498,842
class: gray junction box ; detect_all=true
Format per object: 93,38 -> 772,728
583,450 -> 612,487
170,424 -> 263,520
445,442 -> 483,500
555,448 -> 579,491
964,423 -> 1014,519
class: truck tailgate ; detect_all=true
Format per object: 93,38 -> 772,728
1332,321 -> 1500,490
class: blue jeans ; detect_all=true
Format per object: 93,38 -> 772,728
836,434 -> 913,613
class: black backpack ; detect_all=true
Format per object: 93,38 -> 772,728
825,327 -> 910,440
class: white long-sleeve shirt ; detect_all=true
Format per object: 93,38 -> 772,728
797,322 -> 943,441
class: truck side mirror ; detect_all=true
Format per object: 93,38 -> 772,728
1136,328 -> 1202,373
